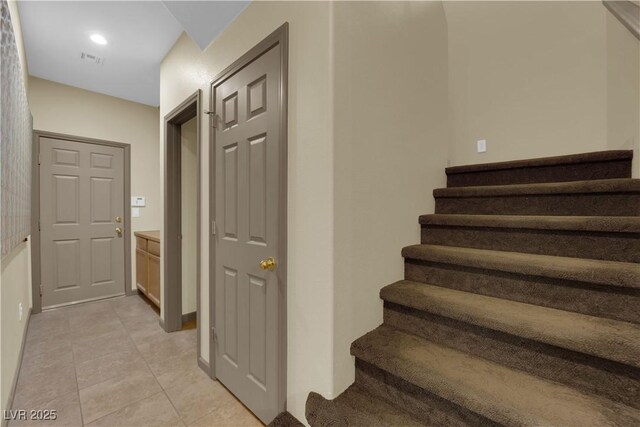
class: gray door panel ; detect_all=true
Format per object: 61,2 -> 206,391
214,45 -> 281,422
40,137 -> 125,308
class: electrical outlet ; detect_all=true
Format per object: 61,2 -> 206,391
18,302 -> 23,321
477,139 -> 487,153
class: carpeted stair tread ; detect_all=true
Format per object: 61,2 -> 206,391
419,214 -> 640,233
402,244 -> 640,289
445,150 -> 633,175
351,326 -> 640,427
381,280 -> 640,368
333,385 -> 425,426
434,178 -> 640,198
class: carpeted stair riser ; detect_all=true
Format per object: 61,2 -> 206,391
446,162 -> 632,187
353,360 -> 497,427
384,302 -> 640,410
332,385 -> 424,427
421,226 -> 640,263
445,150 -> 632,188
405,260 -> 640,324
435,193 -> 640,216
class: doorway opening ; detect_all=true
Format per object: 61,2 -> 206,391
163,91 -> 202,352
180,116 -> 198,330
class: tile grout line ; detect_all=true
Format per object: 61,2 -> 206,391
73,300 -> 149,425
114,300 -> 210,426
129,321 -> 190,425
66,310 -> 85,427
85,391 -> 167,426
78,300 -> 160,425
16,298 -> 153,426
109,297 -> 187,425
21,297 -> 208,427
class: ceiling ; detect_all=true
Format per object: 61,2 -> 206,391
162,1 -> 249,51
18,1 -> 250,106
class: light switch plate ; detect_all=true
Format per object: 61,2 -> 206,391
477,139 -> 487,153
132,207 -> 140,218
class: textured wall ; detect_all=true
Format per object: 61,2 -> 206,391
444,1 -> 638,168
1,0 -> 32,258
331,0 -> 449,398
605,10 -> 640,177
1,0 -> 32,416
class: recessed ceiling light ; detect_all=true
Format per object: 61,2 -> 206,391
90,34 -> 108,45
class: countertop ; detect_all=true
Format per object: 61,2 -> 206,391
134,230 -> 160,243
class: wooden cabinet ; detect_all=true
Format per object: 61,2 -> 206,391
147,254 -> 161,306
135,248 -> 148,295
135,231 -> 161,308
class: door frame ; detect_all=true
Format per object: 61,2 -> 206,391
162,91 -> 203,364
209,23 -> 289,414
31,130 -> 132,314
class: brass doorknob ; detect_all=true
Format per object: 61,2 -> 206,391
259,257 -> 276,271
115,216 -> 122,223
115,227 -> 123,236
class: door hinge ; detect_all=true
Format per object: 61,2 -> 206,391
38,152 -> 41,165
39,285 -> 43,297
211,326 -> 217,342
38,220 -> 41,231
205,111 -> 220,129
211,220 -> 217,236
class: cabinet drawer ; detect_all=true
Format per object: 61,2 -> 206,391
136,236 -> 147,251
148,240 -> 160,256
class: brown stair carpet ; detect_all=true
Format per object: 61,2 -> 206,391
305,150 -> 640,426
445,150 -> 632,187
434,178 -> 640,216
420,214 -> 640,262
268,412 -> 305,427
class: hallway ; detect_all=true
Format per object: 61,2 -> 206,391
9,295 -> 262,427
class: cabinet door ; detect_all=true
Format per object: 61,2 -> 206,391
147,253 -> 161,307
136,248 -> 148,295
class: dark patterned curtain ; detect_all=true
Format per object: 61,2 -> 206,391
1,0 -> 33,258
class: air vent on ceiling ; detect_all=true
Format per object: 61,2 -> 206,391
80,52 -> 105,65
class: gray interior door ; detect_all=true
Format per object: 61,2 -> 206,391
40,137 -> 126,308
213,44 -> 283,423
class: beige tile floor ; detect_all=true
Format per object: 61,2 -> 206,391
10,295 -> 264,427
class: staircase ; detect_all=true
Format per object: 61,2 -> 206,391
305,150 -> 640,426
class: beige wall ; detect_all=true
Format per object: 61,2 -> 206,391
160,2 -> 334,421
1,240 -> 32,415
28,77 -> 161,292
180,117 -> 198,315
605,11 -> 640,176
331,0 -> 449,394
445,1 -> 638,172
1,1 -> 32,415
